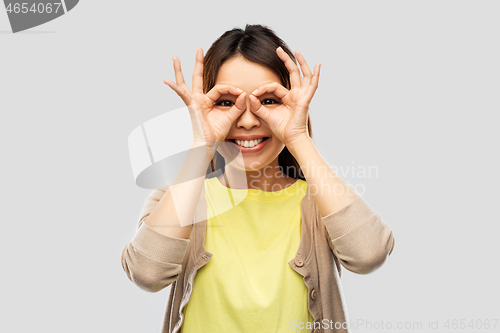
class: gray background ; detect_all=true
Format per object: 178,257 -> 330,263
1,1 -> 499,332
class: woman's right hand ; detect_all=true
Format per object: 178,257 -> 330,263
164,47 -> 246,146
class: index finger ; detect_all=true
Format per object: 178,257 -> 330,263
251,82 -> 289,99
205,84 -> 244,102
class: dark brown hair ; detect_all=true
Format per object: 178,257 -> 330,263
203,24 -> 313,180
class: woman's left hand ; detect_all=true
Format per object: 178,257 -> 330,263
249,47 -> 321,147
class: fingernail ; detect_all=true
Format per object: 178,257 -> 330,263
251,88 -> 259,95
277,46 -> 283,52
236,88 -> 243,93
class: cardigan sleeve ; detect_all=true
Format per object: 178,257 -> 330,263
323,196 -> 395,275
121,186 -> 190,292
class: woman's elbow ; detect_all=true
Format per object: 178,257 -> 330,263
121,245 -> 183,293
340,232 -> 395,275
131,272 -> 179,293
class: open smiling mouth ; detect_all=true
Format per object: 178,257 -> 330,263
225,137 -> 271,152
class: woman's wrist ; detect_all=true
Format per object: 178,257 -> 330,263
191,139 -> 220,148
191,140 -> 220,161
191,140 -> 207,148
286,134 -> 313,156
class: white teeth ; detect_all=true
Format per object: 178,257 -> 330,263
235,138 -> 264,148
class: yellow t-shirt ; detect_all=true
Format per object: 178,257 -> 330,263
181,176 -> 314,332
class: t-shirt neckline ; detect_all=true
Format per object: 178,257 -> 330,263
206,176 -> 306,201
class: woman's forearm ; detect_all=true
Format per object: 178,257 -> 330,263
143,142 -> 218,239
287,135 -> 359,218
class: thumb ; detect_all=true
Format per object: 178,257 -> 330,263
226,92 -> 247,122
249,94 -> 271,122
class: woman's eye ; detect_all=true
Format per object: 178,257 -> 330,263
262,99 -> 278,105
216,100 -> 234,107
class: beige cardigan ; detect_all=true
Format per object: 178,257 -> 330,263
121,182 -> 395,333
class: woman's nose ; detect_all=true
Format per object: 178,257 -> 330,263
245,96 -> 253,112
235,95 -> 260,129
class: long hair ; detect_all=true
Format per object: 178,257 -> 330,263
203,24 -> 313,180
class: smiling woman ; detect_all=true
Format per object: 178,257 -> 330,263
214,56 -> 293,187
121,24 -> 395,333
201,26 -> 313,186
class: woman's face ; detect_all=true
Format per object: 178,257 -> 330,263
214,55 -> 285,171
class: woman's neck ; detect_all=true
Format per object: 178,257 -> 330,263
217,163 -> 297,192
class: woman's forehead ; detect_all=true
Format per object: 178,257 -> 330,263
215,56 -> 280,88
